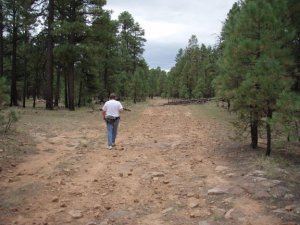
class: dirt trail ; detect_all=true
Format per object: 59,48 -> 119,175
0,101 -> 291,225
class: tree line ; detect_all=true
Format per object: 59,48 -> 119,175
1,0 -> 299,155
0,0 -> 167,110
166,0 -> 300,155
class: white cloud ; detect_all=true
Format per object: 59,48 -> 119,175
104,0 -> 237,70
140,20 -> 185,43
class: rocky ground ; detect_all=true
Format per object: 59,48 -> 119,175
0,99 -> 299,225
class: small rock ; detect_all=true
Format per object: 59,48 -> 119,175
280,223 -> 298,225
187,192 -> 195,197
99,219 -> 109,225
211,207 -> 226,217
142,171 -> 165,179
251,170 -> 266,176
52,197 -> 59,202
119,173 -> 123,177
104,205 -> 111,210
223,197 -> 233,204
85,222 -> 97,225
163,180 -> 169,184
273,209 -> 287,215
198,221 -> 210,225
68,210 -> 83,219
215,166 -> 229,173
93,179 -> 98,182
93,205 -> 101,209
226,173 -> 236,177
274,168 -> 289,175
60,203 -> 67,208
284,194 -> 294,200
252,177 -> 267,182
285,205 -> 296,212
133,199 -> 139,203
254,190 -> 271,199
161,207 -> 173,214
271,186 -> 290,198
188,198 -> 200,208
208,187 -> 228,195
224,208 -> 234,219
190,209 -> 211,218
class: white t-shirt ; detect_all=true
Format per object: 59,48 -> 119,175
102,100 -> 123,117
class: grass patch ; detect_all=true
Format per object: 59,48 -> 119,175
254,155 -> 291,178
121,101 -> 149,125
189,102 -> 235,125
0,182 -> 43,211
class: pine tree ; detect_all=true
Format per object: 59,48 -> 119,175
118,11 -> 146,75
217,0 -> 295,155
0,1 -> 3,78
45,0 -> 54,110
54,0 -> 106,110
287,0 -> 300,93
90,10 -> 118,99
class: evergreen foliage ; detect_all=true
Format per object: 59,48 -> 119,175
214,0 -> 299,155
1,0 -> 148,109
167,36 -> 218,99
1,0 -> 299,154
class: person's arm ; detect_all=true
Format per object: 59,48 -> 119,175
102,111 -> 106,120
119,102 -> 124,112
102,103 -> 107,121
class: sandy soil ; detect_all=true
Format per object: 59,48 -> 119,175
0,99 -> 299,225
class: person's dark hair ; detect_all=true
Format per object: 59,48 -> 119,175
109,93 -> 116,99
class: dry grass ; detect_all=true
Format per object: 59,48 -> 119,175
189,102 -> 235,127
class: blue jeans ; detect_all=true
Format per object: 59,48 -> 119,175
106,118 -> 120,146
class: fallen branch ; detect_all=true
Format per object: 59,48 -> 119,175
99,108 -> 131,111
164,98 -> 215,105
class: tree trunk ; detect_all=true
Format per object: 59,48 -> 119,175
33,89 -> 36,108
45,0 -> 54,110
22,28 -> 29,108
33,70 -> 38,108
0,2 -> 3,77
22,57 -> 27,108
77,77 -> 83,107
54,66 -> 61,107
250,113 -> 258,149
10,3 -> 18,106
66,0 -> 76,111
67,62 -> 75,110
103,61 -> 109,96
64,69 -> 68,108
266,107 -> 273,156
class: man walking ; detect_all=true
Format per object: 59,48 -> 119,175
102,93 -> 123,150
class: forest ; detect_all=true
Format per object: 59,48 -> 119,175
0,1 -> 300,224
0,0 -> 300,155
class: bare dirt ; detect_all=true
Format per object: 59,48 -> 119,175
0,99 -> 299,225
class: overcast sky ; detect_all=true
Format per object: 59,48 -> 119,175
104,0 -> 237,71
